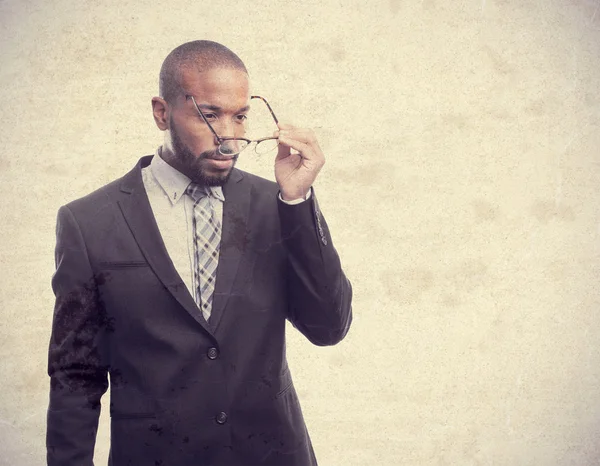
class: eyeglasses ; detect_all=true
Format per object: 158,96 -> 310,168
185,94 -> 280,157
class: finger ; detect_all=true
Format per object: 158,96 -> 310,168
273,122 -> 296,138
275,136 -> 292,160
277,134 -> 313,159
277,122 -> 296,131
275,124 -> 319,143
279,131 -> 325,161
278,128 -> 320,147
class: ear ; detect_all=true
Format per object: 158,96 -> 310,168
151,97 -> 169,131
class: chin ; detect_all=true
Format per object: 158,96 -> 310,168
173,147 -> 238,186
194,166 -> 234,187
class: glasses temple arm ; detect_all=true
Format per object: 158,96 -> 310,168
250,95 -> 279,125
187,95 -> 223,142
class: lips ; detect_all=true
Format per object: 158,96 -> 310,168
202,151 -> 236,161
206,156 -> 235,161
204,156 -> 235,171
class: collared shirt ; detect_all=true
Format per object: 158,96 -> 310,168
141,147 -> 311,303
141,148 -> 225,301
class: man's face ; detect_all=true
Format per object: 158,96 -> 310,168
164,67 -> 250,186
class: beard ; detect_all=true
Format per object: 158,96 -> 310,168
170,117 -> 238,187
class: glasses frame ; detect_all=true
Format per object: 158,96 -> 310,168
185,94 -> 280,156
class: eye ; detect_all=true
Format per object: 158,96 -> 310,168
236,114 -> 248,123
203,113 -> 218,121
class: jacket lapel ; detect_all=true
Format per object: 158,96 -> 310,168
116,156 -> 214,336
210,168 -> 252,332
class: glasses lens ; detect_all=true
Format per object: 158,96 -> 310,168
219,139 -> 248,156
255,139 -> 279,155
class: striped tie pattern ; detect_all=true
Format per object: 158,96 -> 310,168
186,183 -> 222,322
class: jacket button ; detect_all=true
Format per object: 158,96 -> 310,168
216,412 -> 228,425
207,347 -> 219,360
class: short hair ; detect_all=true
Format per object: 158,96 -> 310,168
159,40 -> 248,103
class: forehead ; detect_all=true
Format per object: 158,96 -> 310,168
180,66 -> 249,108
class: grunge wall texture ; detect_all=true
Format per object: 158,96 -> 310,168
1,0 -> 599,464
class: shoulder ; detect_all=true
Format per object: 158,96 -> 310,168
62,155 -> 151,220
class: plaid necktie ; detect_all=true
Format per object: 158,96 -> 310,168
186,183 -> 222,322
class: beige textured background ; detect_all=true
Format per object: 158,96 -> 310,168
1,0 -> 600,465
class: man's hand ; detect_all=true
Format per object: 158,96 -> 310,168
274,123 -> 325,201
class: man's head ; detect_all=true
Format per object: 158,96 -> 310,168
152,40 -> 250,186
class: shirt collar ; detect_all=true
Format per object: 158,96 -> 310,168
150,147 -> 225,205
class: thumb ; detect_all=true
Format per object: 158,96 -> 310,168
275,137 -> 291,161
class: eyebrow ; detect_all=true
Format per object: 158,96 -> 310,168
194,102 -> 251,113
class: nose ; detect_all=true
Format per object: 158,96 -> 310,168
215,118 -> 237,139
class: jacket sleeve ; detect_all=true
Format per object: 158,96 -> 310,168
47,205 -> 110,466
278,189 -> 353,346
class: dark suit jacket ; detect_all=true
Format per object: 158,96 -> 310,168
47,155 -> 353,466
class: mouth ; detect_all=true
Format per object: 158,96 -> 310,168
204,155 -> 236,171
206,155 -> 236,161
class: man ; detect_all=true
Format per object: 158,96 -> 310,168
47,40 -> 352,466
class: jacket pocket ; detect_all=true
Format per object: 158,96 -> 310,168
110,412 -> 156,420
110,384 -> 157,420
98,261 -> 149,269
